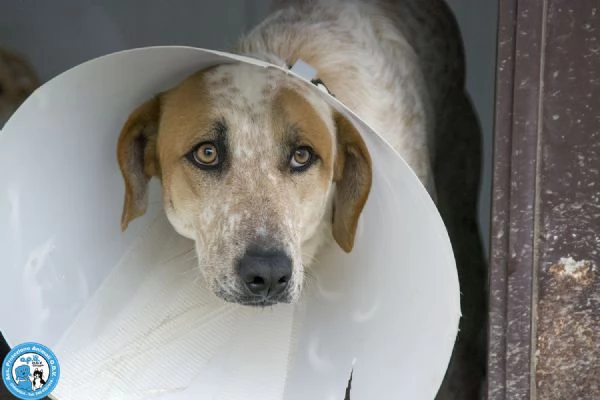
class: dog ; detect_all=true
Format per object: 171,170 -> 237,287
117,0 -> 457,305
14,364 -> 32,391
117,0 -> 487,397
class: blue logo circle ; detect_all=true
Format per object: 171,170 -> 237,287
2,342 -> 60,400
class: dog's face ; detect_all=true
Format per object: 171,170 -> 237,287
15,365 -> 30,379
117,63 -> 371,306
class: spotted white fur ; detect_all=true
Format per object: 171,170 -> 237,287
159,63 -> 338,303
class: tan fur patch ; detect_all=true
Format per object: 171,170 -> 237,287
157,71 -> 216,170
116,95 -> 161,230
331,111 -> 372,252
273,87 -> 334,191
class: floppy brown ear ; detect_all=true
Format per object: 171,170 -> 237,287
332,112 -> 372,252
117,96 -> 161,231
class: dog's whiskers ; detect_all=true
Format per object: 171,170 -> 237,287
301,266 -> 317,292
302,253 -> 325,269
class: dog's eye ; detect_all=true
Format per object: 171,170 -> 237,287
290,146 -> 314,171
188,142 -> 219,168
195,143 -> 218,165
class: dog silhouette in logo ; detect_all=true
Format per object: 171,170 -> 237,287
32,368 -> 46,391
14,364 -> 32,391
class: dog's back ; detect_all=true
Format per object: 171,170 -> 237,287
257,0 -> 465,102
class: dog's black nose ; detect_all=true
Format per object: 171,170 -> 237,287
238,248 -> 292,299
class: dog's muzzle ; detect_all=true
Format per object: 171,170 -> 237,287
237,246 -> 292,304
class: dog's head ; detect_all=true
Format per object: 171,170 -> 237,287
15,365 -> 30,379
117,63 -> 371,306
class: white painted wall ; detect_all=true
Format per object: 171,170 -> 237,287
0,0 -> 496,255
0,0 -> 252,81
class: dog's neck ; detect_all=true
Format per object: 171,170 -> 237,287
234,51 -> 333,94
235,50 -> 288,70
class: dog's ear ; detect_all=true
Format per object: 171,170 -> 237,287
117,96 -> 161,231
332,112 -> 372,252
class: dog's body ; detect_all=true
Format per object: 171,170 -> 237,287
118,0 -> 486,397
